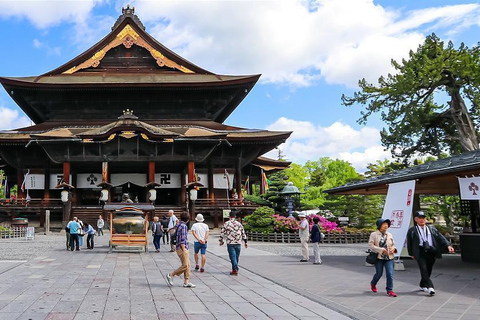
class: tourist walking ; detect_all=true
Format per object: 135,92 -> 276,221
369,218 -> 397,297
166,212 -> 195,288
97,215 -> 104,236
167,209 -> 179,252
407,211 -> 454,296
219,211 -> 248,275
310,216 -> 323,265
67,217 -> 80,251
191,213 -> 209,272
84,223 -> 95,249
298,213 -> 310,262
161,215 -> 169,244
152,216 -> 164,252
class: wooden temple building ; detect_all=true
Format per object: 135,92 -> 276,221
0,6 -> 291,229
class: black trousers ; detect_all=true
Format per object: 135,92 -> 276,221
70,234 -> 79,251
87,234 -> 94,249
416,249 -> 436,288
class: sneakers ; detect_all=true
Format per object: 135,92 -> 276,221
387,291 -> 397,297
230,270 -> 238,276
300,259 -> 309,262
371,284 -> 377,293
200,268 -> 205,273
183,282 -> 196,288
419,287 -> 428,292
428,288 -> 435,296
166,273 -> 173,286
313,262 -> 322,265
195,265 -> 199,270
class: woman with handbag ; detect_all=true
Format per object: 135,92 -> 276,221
368,218 -> 397,297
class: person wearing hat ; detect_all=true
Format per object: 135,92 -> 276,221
368,218 -> 397,297
298,213 -> 310,262
191,213 -> 210,272
407,211 -> 454,296
219,211 -> 248,275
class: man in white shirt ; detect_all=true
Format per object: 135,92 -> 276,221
298,213 -> 310,262
167,209 -> 179,252
191,213 -> 210,272
97,215 -> 104,236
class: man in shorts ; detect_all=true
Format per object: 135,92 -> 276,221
191,213 -> 209,272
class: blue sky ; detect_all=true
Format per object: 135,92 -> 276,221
1,0 -> 480,172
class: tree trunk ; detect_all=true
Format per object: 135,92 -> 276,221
449,90 -> 479,151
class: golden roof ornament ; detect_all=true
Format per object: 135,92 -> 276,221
118,109 -> 138,120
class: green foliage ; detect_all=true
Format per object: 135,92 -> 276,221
243,206 -> 275,234
244,194 -> 269,206
343,33 -> 480,162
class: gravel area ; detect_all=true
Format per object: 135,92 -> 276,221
248,242 -> 369,256
0,234 -> 67,260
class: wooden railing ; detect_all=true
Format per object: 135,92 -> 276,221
0,198 -> 63,208
194,198 -> 259,209
246,231 -> 371,244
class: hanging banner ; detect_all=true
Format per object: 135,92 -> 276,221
381,180 -> 416,258
458,177 -> 480,200
49,174 -> 72,189
76,174 -> 102,189
183,173 -> 208,188
25,174 -> 45,190
111,174 -> 146,187
213,173 -> 233,189
155,173 -> 181,188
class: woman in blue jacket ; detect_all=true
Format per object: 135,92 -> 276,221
310,216 -> 322,265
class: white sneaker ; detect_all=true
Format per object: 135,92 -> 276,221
428,288 -> 435,296
166,273 -> 173,286
419,287 -> 428,292
183,282 -> 196,288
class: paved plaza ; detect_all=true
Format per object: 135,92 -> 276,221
0,232 -> 479,320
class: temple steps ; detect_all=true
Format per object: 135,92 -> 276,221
71,207 -> 103,228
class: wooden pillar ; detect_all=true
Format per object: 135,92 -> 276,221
63,162 -> 70,184
181,168 -> 187,205
188,161 -> 195,183
17,166 -> 24,199
214,209 -> 219,229
102,162 -> 108,183
43,167 -> 50,204
235,161 -> 242,201
208,161 -> 214,203
259,169 -> 265,195
62,161 -> 71,225
148,161 -> 155,183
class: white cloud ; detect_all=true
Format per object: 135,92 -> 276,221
32,38 -> 61,55
0,0 -> 105,29
131,0 -> 480,87
0,107 -> 31,130
265,117 -> 391,172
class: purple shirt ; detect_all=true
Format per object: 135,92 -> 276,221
176,221 -> 189,250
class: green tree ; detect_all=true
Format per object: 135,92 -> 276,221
243,206 -> 275,233
364,159 -> 406,178
342,34 -> 480,162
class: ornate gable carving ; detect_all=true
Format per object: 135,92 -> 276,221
63,24 -> 194,74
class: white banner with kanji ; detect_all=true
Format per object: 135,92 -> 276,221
458,177 -> 480,200
381,180 -> 416,257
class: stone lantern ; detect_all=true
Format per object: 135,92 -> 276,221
280,182 -> 301,217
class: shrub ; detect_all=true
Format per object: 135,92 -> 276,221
273,215 -> 299,233
243,206 -> 275,234
306,214 -> 342,232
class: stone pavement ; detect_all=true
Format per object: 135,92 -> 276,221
0,232 -> 479,320
0,233 -> 349,320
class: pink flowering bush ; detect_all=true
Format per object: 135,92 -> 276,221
273,215 -> 299,233
272,214 -> 342,233
306,214 -> 342,232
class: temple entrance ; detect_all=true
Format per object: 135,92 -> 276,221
112,183 -> 147,203
155,189 -> 180,206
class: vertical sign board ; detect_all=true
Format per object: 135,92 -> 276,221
381,180 -> 416,257
26,227 -> 35,240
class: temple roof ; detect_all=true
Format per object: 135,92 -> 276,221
0,111 -> 291,144
325,150 -> 480,195
0,6 -> 261,124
